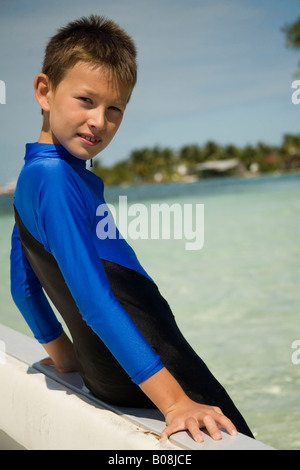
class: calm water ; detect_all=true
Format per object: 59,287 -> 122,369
0,173 -> 299,450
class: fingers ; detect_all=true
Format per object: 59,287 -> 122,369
203,414 -> 222,440
185,417 -> 205,443
160,407 -> 238,443
161,418 -> 204,443
212,412 -> 238,438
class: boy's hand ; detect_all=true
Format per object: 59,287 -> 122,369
160,396 -> 237,443
40,331 -> 78,374
139,367 -> 237,443
39,356 -> 78,374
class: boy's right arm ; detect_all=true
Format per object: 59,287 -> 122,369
10,223 -> 78,372
10,223 -> 64,344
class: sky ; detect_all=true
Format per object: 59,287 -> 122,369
0,0 -> 299,187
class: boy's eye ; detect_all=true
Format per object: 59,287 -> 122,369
108,106 -> 122,113
79,97 -> 92,104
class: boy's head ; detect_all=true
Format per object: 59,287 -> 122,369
42,14 -> 137,93
35,15 -> 137,160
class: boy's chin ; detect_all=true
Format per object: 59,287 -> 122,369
66,144 -> 101,161
74,141 -> 106,160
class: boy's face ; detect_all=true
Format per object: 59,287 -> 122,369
39,61 -> 131,160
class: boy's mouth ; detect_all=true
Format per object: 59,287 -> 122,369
77,133 -> 102,146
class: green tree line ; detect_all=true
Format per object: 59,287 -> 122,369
282,15 -> 300,75
93,134 -> 300,186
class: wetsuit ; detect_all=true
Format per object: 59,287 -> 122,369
10,142 -> 253,437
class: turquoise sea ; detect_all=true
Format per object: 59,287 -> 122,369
0,172 -> 300,450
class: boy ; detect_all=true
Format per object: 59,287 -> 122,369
10,15 -> 253,442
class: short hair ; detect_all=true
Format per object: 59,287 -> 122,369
42,15 -> 137,92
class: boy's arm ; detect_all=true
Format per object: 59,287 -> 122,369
10,224 -> 64,344
11,224 -> 77,372
39,331 -> 78,373
139,367 -> 238,442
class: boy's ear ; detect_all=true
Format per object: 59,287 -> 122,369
34,73 -> 52,112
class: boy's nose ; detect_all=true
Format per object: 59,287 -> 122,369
87,109 -> 107,131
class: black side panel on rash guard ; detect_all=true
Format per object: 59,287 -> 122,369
14,206 -> 254,437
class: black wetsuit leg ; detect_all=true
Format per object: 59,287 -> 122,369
101,260 -> 254,439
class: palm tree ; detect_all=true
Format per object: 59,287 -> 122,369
282,16 -> 300,75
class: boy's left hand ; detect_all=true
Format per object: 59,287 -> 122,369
160,396 -> 237,443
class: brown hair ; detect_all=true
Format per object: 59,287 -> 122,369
42,15 -> 137,92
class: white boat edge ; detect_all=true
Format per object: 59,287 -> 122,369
0,323 -> 274,450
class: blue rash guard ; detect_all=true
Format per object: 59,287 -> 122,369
11,143 -> 164,386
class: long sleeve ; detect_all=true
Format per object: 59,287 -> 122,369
10,223 -> 63,343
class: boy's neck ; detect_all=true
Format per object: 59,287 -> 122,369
38,113 -> 57,145
38,130 -> 55,144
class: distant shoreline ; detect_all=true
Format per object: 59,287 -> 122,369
1,168 -> 299,197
